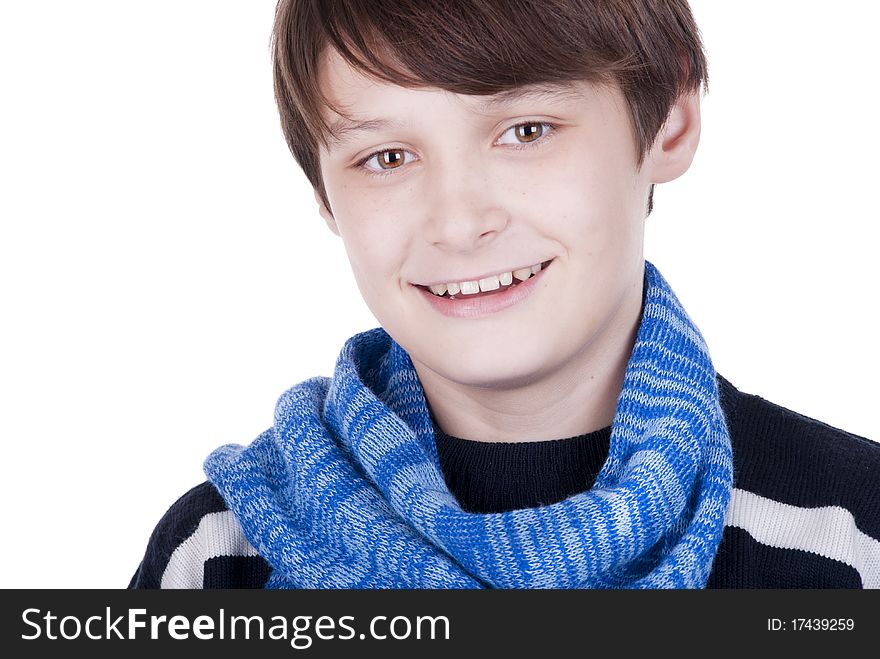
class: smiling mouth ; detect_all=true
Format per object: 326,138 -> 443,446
415,259 -> 554,299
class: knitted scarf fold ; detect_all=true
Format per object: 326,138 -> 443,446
204,259 -> 734,589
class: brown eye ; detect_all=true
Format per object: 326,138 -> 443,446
515,122 -> 543,143
378,150 -> 405,170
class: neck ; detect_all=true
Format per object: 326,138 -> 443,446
413,277 -> 643,443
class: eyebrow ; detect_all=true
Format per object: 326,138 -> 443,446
325,81 -> 586,150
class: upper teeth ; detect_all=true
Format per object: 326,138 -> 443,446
427,262 -> 544,297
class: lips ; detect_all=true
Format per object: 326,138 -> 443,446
414,259 -> 554,298
414,258 -> 552,319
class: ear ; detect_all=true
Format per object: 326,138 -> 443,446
314,189 -> 340,236
646,91 -> 701,184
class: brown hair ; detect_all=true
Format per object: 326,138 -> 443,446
271,0 -> 708,217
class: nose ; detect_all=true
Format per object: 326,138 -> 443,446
422,158 -> 510,252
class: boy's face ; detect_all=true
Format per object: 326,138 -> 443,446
315,48 -> 692,393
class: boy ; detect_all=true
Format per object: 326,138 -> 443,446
130,0 -> 880,588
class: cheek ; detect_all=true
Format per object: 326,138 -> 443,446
335,215 -> 406,293
323,177 -> 414,296
541,141 -> 641,226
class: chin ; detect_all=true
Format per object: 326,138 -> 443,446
418,342 -> 554,389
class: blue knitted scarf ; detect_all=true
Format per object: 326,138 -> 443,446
204,260 -> 734,588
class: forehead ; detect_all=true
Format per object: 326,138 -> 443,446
317,48 -> 596,149
319,47 -> 590,106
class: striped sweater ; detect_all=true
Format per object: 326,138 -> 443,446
129,374 -> 880,589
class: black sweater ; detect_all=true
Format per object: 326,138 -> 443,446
129,374 -> 880,589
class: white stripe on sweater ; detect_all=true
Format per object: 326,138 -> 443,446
725,488 -> 880,588
161,511 -> 259,589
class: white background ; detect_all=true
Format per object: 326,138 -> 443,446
1,1 -> 877,588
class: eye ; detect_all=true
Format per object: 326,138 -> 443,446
496,121 -> 557,149
357,121 -> 556,176
356,147 -> 413,178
